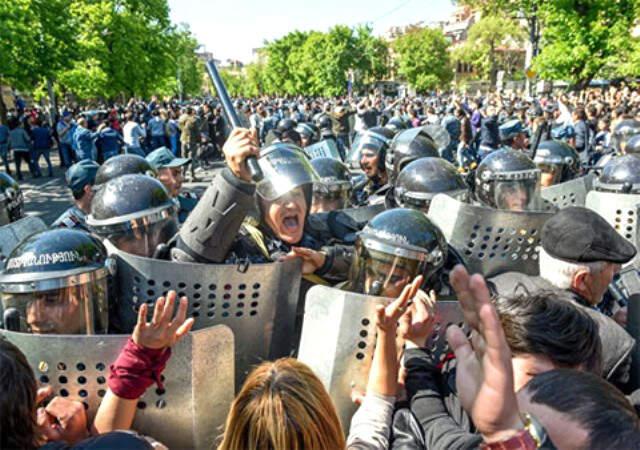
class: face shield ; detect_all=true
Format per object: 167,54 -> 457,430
348,241 -> 422,298
311,181 -> 352,213
395,188 -> 468,213
256,144 -> 320,201
2,282 -> 108,334
89,204 -> 178,258
536,163 -> 563,187
347,132 -> 389,170
494,179 -> 539,211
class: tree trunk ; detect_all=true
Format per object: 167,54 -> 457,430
0,92 -> 6,124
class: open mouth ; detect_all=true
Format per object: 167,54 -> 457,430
282,214 -> 300,233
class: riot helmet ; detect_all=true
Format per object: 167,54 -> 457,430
0,229 -> 111,334
347,127 -> 395,177
0,172 -> 24,225
385,117 -> 408,134
385,127 -> 439,183
87,174 -> 178,257
475,149 -> 541,211
534,140 -> 580,187
255,143 -> 319,244
625,134 -> 640,155
316,114 -> 333,135
348,208 -> 447,298
295,123 -> 319,148
94,154 -> 157,188
612,119 -> 640,153
309,157 -> 352,213
594,154 -> 640,194
394,158 -> 468,213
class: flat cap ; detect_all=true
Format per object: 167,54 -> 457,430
146,146 -> 190,169
541,206 -> 636,264
66,159 -> 99,192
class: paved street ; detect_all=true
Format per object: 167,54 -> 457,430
17,154 -> 223,226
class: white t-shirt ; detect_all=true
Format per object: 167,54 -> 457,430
123,121 -> 145,148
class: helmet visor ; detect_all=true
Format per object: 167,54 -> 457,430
1,279 -> 109,334
347,133 -> 388,169
494,179 -> 538,211
348,242 -> 422,298
108,216 -> 178,257
536,163 -> 563,186
257,145 -> 319,201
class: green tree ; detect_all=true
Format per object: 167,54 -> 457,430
453,14 -> 526,87
532,0 -> 639,90
392,27 -> 453,92
459,0 -> 640,89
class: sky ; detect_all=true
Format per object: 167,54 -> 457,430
167,0 -> 457,62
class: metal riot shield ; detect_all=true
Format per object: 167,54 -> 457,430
106,242 -> 302,388
298,285 -> 464,430
0,216 -> 47,269
541,173 -> 594,210
1,325 -> 234,449
586,191 -> 640,267
338,203 -> 386,225
427,194 -> 553,277
303,139 -> 342,161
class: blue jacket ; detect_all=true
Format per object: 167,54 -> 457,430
73,126 -> 99,160
97,127 -> 122,156
31,126 -> 53,150
0,124 -> 8,144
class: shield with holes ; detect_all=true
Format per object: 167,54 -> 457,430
541,173 -> 595,210
1,324 -> 234,449
0,216 -> 47,269
106,242 -> 302,388
586,191 -> 640,267
297,284 -> 464,430
427,194 -> 553,277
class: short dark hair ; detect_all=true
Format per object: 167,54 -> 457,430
494,290 -> 602,374
524,369 -> 640,449
0,338 -> 38,450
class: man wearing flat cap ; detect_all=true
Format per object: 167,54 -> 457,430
539,206 -> 637,309
146,146 -> 198,223
51,159 -> 100,232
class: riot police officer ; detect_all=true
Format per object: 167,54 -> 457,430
345,208 -> 447,298
146,146 -> 199,223
295,123 -> 320,148
594,153 -> 640,194
393,157 -> 468,213
93,153 -> 157,188
611,119 -> 640,154
173,129 -> 351,281
51,160 -> 99,231
310,157 -> 352,213
475,148 -> 542,211
350,127 -> 395,205
385,116 -> 407,134
0,172 -> 24,226
499,119 -> 529,152
533,140 -> 580,187
88,174 -> 179,258
0,229 -> 111,334
385,127 -> 440,185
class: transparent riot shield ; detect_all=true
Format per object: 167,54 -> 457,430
541,173 -> 595,210
298,285 -> 464,430
106,242 -> 302,388
427,194 -> 553,277
586,191 -> 640,267
0,216 -> 47,269
1,325 -> 234,450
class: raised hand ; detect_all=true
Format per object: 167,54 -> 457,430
447,265 -> 523,443
279,247 -> 326,275
132,291 -> 195,350
399,289 -> 437,348
223,127 -> 259,182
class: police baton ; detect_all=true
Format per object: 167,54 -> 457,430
205,60 -> 263,182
